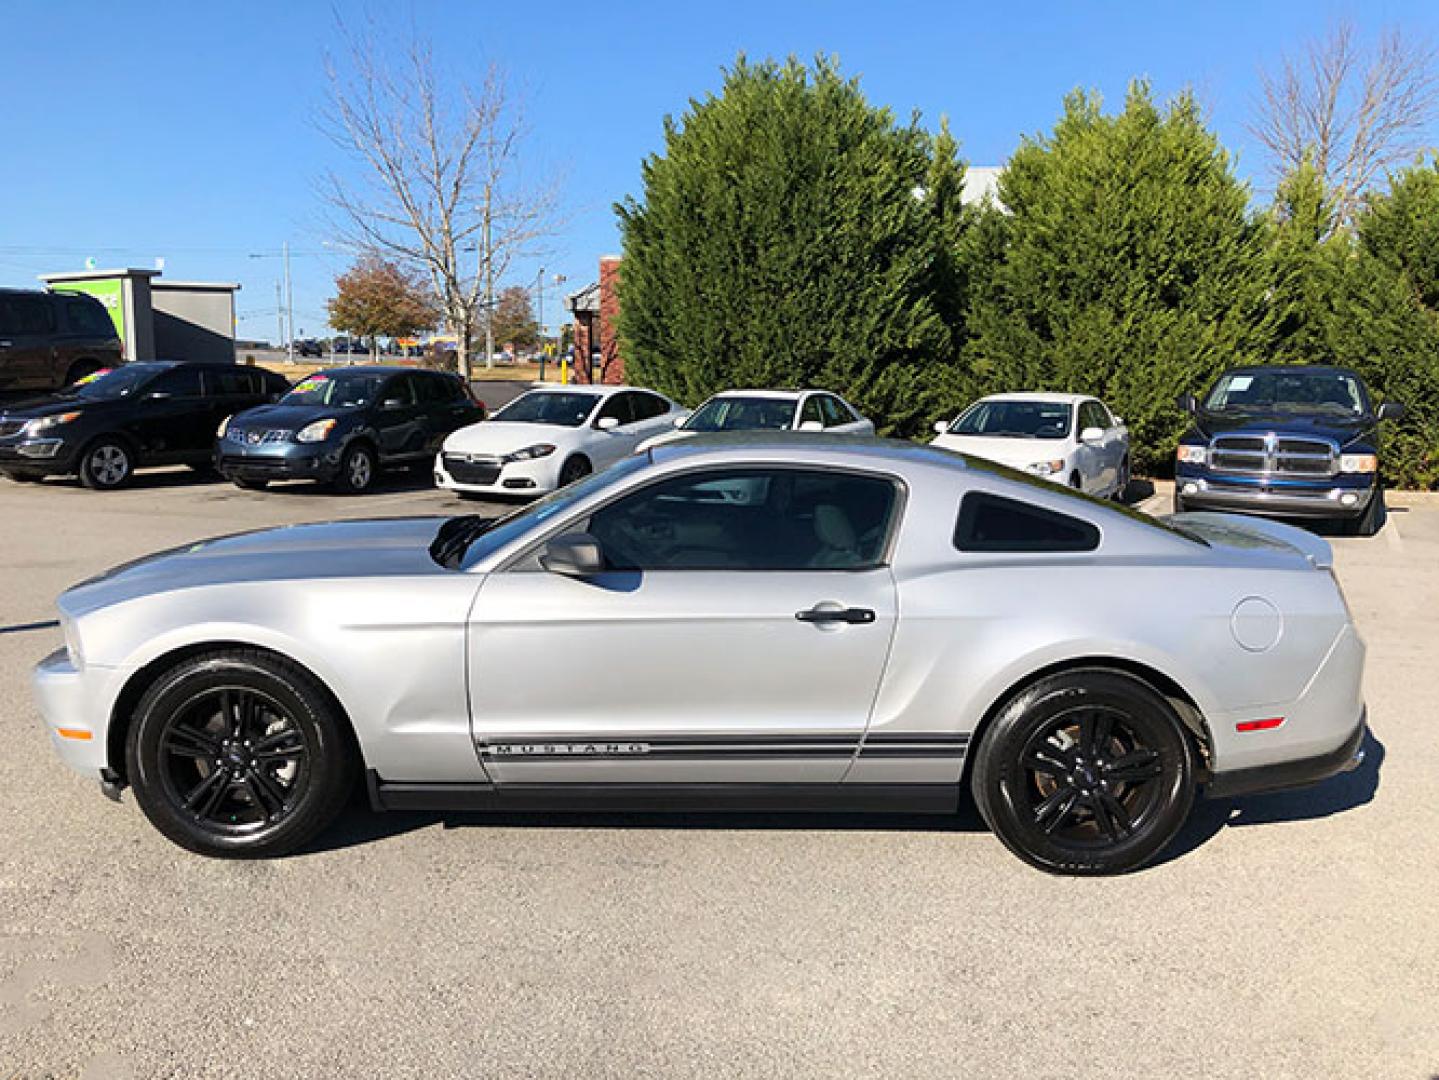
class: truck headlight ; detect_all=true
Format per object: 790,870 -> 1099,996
1176,444 -> 1207,465
296,419 -> 338,443
24,411 -> 81,436
504,444 -> 556,463
1340,453 -> 1377,474
1025,459 -> 1066,476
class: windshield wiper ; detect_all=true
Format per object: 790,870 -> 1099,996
429,514 -> 498,569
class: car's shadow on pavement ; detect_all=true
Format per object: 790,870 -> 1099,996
308,730 -> 1386,867
1155,727 -> 1386,868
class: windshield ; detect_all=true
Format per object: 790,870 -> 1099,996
280,372 -> 386,408
493,391 -> 600,427
949,400 -> 1071,439
1204,370 -> 1367,415
70,364 -> 162,401
683,396 -> 797,432
447,454 -> 652,570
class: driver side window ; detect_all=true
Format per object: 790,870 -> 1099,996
583,467 -> 900,571
595,392 -> 636,427
799,396 -> 824,427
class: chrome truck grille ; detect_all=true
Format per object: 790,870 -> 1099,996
1209,433 -> 1337,477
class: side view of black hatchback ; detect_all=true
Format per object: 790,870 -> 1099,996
0,361 -> 289,489
216,366 -> 484,493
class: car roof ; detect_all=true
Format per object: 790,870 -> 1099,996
647,431 -> 964,470
706,389 -> 828,401
301,364 -> 440,376
975,392 -> 1091,405
1216,364 -> 1362,378
523,383 -> 649,398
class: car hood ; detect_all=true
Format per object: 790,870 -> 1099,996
60,517 -> 453,618
0,393 -> 110,421
930,433 -> 1068,469
1195,410 -> 1372,444
229,403 -> 353,430
443,420 -> 583,453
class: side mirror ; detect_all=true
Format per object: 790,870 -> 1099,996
797,420 -> 824,432
539,532 -> 605,577
1112,415 -> 1124,426
596,416 -> 620,431
1175,392 -> 1198,415
932,420 -> 950,435
1080,426 -> 1105,444
672,415 -> 687,428
1377,401 -> 1406,422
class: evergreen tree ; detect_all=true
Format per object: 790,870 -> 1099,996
962,84 -> 1271,473
617,56 -> 966,434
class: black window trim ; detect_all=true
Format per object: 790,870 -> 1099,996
498,461 -> 910,575
953,489 -> 1101,554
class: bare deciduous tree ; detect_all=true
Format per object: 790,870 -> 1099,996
1252,21 -> 1439,226
320,24 -> 558,377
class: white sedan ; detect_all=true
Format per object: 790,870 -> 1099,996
932,393 -> 1130,498
637,389 -> 874,452
435,385 -> 687,496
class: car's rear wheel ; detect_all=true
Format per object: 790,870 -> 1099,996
78,437 -> 134,490
333,443 -> 376,494
64,360 -> 102,385
971,669 -> 1196,875
558,455 -> 592,487
125,649 -> 357,858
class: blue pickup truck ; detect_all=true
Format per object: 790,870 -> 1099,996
1173,364 -> 1404,536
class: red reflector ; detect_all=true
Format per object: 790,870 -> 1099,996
1236,717 -> 1285,733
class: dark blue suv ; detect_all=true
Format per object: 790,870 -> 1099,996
1174,365 -> 1404,536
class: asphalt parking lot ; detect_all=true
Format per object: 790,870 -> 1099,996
1,472 -> 1437,1079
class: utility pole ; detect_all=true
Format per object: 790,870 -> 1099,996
283,241 -> 295,363
275,282 -> 284,352
483,195 -> 495,370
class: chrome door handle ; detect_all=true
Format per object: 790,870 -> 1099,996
796,606 -> 876,625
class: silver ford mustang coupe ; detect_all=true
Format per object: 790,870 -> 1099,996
33,435 -> 1367,874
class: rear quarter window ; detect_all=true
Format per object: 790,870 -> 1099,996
954,491 -> 1100,553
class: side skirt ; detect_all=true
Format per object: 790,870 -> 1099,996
367,772 -> 961,816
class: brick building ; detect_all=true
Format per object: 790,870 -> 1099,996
565,255 -> 624,384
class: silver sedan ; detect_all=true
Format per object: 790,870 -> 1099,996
33,435 -> 1367,874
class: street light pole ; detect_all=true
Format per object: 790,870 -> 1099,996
483,201 -> 494,370
283,241 -> 294,363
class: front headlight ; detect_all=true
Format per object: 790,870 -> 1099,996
296,419 -> 338,443
1340,453 -> 1378,474
504,443 -> 556,463
1176,444 -> 1207,465
217,415 -> 231,437
23,411 -> 81,436
1025,459 -> 1066,476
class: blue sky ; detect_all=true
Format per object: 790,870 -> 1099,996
3,0 -> 1437,341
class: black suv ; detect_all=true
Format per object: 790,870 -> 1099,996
0,361 -> 289,489
216,366 -> 484,493
1174,364 -> 1404,535
0,288 -> 123,392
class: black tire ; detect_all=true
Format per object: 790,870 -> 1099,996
187,462 -> 220,477
971,669 -> 1196,876
78,436 -> 135,490
1112,457 -> 1130,501
64,360 -> 102,385
1069,472 -> 1083,490
1343,486 -> 1383,537
558,455 -> 592,487
332,442 -> 377,494
232,477 -> 269,491
124,649 -> 358,858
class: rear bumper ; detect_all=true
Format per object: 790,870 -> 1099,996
1206,712 -> 1367,799
1175,475 -> 1374,518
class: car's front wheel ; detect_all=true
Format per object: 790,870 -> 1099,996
78,437 -> 135,490
125,649 -> 357,858
971,669 -> 1196,875
558,455 -> 592,487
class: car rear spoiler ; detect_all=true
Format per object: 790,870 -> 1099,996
1168,511 -> 1334,569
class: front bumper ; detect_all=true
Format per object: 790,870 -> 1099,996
1175,474 -> 1374,519
216,440 -> 342,482
32,647 -> 111,779
434,452 -> 553,495
0,437 -> 80,475
1206,712 -> 1368,799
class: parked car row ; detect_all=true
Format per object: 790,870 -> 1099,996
0,358 -> 1407,537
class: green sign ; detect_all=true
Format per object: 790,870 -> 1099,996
51,278 -> 124,344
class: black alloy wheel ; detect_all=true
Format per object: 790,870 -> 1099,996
558,455 -> 591,487
78,437 -> 134,490
126,650 -> 356,857
972,669 -> 1195,875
